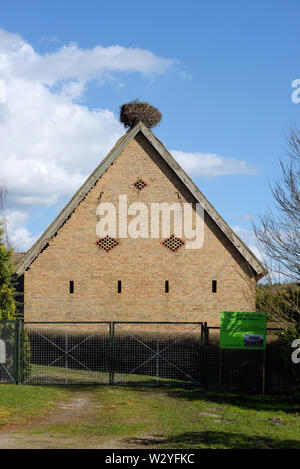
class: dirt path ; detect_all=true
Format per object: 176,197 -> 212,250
0,392 -> 157,449
0,393 -> 124,449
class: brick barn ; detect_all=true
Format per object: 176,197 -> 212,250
15,121 -> 266,325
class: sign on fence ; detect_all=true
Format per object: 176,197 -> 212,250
220,311 -> 266,349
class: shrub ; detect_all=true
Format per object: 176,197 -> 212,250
277,325 -> 300,388
256,283 -> 300,324
0,234 -> 16,320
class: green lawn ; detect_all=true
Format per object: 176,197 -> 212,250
0,384 -> 300,448
0,384 -> 73,426
26,363 -> 192,385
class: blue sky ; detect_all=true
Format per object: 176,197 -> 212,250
0,0 -> 299,256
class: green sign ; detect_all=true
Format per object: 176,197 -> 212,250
220,311 -> 266,349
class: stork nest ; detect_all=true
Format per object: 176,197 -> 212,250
120,101 -> 162,129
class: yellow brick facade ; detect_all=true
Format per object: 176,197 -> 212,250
24,132 -> 257,326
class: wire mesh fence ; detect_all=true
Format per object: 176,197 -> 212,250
265,329 -> 297,394
0,320 -> 298,393
113,322 -> 204,385
0,320 -> 18,384
22,322 -> 204,385
206,327 -> 298,394
21,321 -> 205,386
23,322 -> 111,385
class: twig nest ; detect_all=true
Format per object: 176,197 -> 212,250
120,101 -> 162,129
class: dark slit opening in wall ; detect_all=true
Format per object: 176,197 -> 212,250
69,281 -> 74,294
118,280 -> 122,293
165,280 -> 169,293
212,280 -> 217,293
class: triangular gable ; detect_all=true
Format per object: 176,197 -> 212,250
16,121 -> 267,278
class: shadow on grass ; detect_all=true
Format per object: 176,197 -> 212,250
125,385 -> 300,413
28,383 -> 300,414
125,430 -> 300,449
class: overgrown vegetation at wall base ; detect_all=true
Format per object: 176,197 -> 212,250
0,225 -> 16,320
277,324 -> 300,389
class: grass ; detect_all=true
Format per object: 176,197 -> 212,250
0,384 -> 73,426
0,384 -> 300,448
27,363 -> 190,385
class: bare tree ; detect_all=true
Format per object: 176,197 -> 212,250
253,127 -> 300,324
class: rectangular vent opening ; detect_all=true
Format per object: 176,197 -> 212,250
212,280 -> 217,293
118,280 -> 122,293
69,281 -> 74,294
165,280 -> 169,293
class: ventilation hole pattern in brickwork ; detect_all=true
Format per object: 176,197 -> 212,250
134,179 -> 147,190
96,235 -> 119,252
161,234 -> 185,252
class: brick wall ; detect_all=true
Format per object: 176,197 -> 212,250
24,132 -> 257,325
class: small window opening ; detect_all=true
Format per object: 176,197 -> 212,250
165,280 -> 169,293
118,280 -> 122,293
69,281 -> 74,294
212,280 -> 217,293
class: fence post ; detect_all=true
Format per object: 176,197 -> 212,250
262,348 -> 266,394
109,322 -> 115,385
203,323 -> 209,387
20,320 -> 24,385
156,324 -> 158,384
201,323 -> 204,386
16,319 -> 23,385
65,326 -> 68,385
219,346 -> 222,390
14,320 -> 19,385
200,323 -> 203,385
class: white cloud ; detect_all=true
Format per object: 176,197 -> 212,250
171,150 -> 257,178
0,29 -> 175,250
3,209 -> 39,251
0,29 -> 174,86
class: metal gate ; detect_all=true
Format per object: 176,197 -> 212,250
21,321 -> 206,386
22,322 -> 111,385
112,322 -> 206,385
